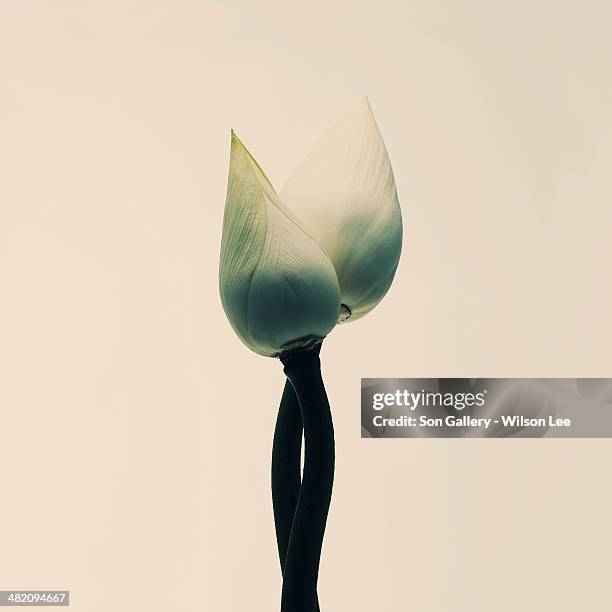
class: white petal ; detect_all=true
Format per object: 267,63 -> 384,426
219,132 -> 340,357
280,98 -> 403,322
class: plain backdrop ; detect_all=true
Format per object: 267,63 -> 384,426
1,1 -> 611,610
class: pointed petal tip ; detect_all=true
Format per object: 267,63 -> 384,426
227,129 -> 279,197
349,96 -> 377,123
354,96 -> 371,110
229,130 -> 250,157
228,131 -> 255,177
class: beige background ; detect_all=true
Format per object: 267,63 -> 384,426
1,1 -> 611,610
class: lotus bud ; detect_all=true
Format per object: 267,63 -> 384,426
219,132 -> 341,357
280,98 -> 403,323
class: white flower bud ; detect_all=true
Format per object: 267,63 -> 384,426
280,98 -> 403,323
219,132 -> 341,357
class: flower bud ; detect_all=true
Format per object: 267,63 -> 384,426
280,98 -> 403,323
219,132 -> 341,357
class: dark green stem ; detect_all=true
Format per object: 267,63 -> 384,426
278,344 -> 335,612
272,379 -> 303,569
272,381 -> 321,611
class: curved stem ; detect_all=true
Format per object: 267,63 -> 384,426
272,379 -> 303,571
272,381 -> 321,612
279,345 -> 335,612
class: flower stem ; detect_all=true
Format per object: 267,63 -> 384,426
272,379 -> 302,570
278,344 -> 334,612
272,380 -> 321,611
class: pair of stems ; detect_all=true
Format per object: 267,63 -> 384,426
272,344 -> 335,612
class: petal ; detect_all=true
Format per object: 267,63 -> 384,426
280,98 -> 403,322
219,132 -> 340,357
